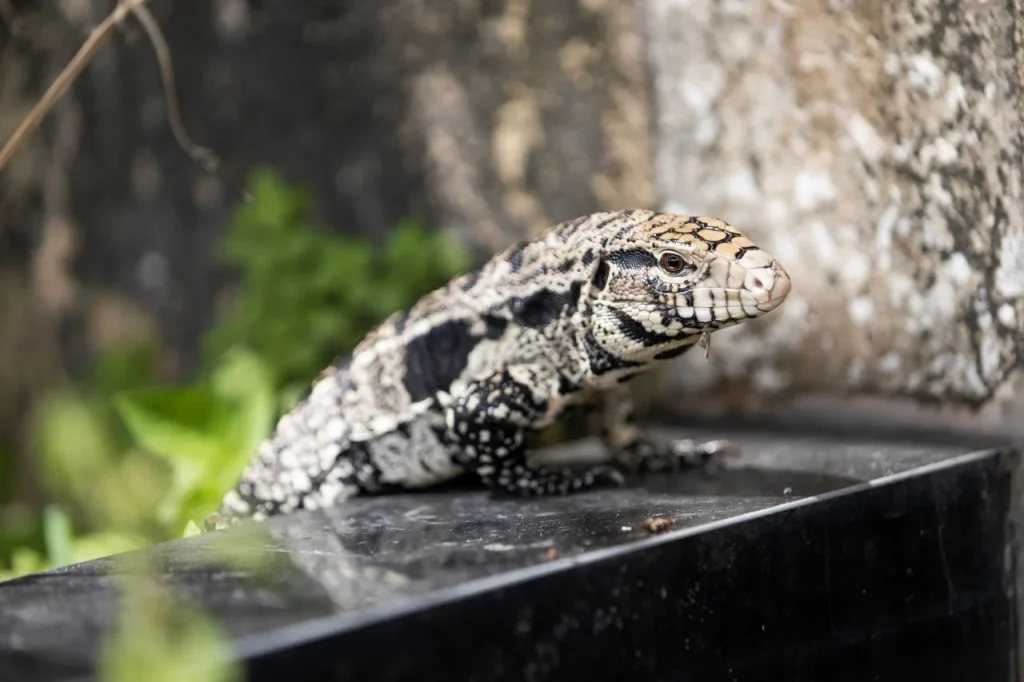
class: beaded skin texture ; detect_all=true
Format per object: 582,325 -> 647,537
207,209 -> 792,530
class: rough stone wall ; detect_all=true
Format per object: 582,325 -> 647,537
5,0 -> 1024,445
643,0 -> 1024,434
0,0 -> 654,464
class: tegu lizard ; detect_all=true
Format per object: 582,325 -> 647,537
207,210 -> 792,530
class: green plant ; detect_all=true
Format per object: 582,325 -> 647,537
99,555 -> 241,682
114,347 -> 277,533
206,167 -> 471,393
0,168 -> 473,581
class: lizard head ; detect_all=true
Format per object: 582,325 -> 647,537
587,213 -> 791,364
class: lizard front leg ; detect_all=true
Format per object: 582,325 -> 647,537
600,384 -> 737,474
445,369 -> 624,496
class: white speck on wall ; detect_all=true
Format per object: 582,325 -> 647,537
984,82 -> 997,100
887,273 -> 915,307
929,138 -> 959,166
906,54 -> 944,96
995,230 -> 1024,297
848,296 -> 874,325
875,204 -> 899,270
997,303 -> 1016,327
945,252 -> 972,286
847,358 -> 865,384
764,198 -> 791,227
725,168 -> 761,202
137,252 -> 169,290
879,352 -> 901,373
923,279 -> 958,323
840,251 -> 871,291
809,221 -> 839,267
694,117 -> 721,148
980,335 -> 1002,382
768,230 -> 802,267
921,214 -> 954,250
925,173 -> 954,208
214,0 -> 250,40
944,80 -> 966,112
976,308 -> 993,332
793,170 -> 836,212
884,53 -> 901,76
846,113 -> 886,162
662,200 -> 698,216
680,67 -> 725,115
753,365 -> 789,392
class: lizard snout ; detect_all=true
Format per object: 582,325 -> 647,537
742,259 -> 791,313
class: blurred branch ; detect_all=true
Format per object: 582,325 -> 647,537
0,0 -> 22,37
0,0 -> 231,191
131,4 -> 223,177
0,0 -> 150,173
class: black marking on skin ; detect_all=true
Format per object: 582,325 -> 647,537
591,213 -> 630,241
506,242 -> 528,272
557,215 -> 589,241
338,442 -> 401,494
568,281 -> 583,307
583,330 -> 644,375
391,310 -> 409,335
460,269 -> 482,292
557,374 -> 579,395
682,289 -> 695,308
510,289 -> 574,329
607,249 -> 657,269
612,309 -> 680,347
654,344 -> 694,361
403,320 -> 480,402
556,258 -> 575,273
483,314 -> 508,339
592,260 -> 610,291
581,250 -> 596,266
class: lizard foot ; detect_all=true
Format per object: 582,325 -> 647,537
617,437 -> 739,475
487,462 -> 625,498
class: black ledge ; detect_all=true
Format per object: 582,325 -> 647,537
1,427 -> 1020,682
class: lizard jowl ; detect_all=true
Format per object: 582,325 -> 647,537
206,210 -> 792,530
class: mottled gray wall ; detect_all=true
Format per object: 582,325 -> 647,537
3,0 -> 1024,450
643,0 -> 1024,436
0,0 -> 653,483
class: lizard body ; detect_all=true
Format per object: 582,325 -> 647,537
207,210 -> 791,530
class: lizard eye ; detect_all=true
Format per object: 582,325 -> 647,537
659,251 -> 687,274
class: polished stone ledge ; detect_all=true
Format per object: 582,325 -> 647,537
0,428 -> 1019,682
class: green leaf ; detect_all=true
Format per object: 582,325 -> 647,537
208,348 -> 276,491
99,574 -> 242,682
42,505 -> 73,568
114,387 -> 233,465
7,547 -> 46,580
33,389 -> 121,497
69,532 -> 147,566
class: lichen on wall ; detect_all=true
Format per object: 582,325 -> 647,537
645,0 -> 1024,415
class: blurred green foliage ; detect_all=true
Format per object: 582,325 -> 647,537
99,553 -> 242,682
0,167 -> 471,582
206,169 -> 471,394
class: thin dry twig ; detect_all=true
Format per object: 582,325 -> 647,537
0,0 -> 148,173
129,3 -> 221,175
0,0 -> 233,193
